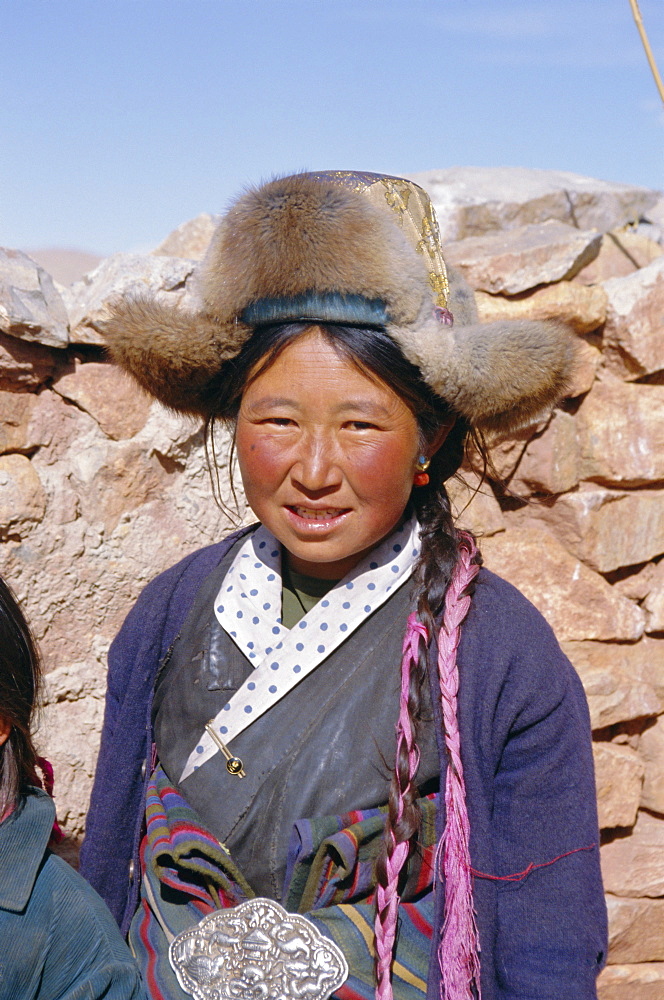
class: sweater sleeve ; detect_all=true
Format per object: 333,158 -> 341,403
462,572 -> 608,999
493,664 -> 606,997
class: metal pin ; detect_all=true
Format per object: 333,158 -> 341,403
205,722 -> 246,778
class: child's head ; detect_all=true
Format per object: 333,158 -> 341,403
0,578 -> 41,816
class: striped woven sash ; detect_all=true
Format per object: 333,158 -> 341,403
131,764 -> 437,1000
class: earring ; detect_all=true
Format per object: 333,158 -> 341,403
413,455 -> 430,487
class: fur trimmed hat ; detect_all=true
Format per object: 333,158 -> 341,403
102,170 -> 577,431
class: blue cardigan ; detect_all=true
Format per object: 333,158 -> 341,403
80,530 -> 607,999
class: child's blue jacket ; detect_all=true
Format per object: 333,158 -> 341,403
0,788 -> 145,999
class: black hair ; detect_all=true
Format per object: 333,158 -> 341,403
0,578 -> 42,816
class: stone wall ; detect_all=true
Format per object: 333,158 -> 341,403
1,168 -> 662,995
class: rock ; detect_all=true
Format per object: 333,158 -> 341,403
65,253 -> 195,345
0,330 -> 66,391
68,437 -> 173,533
446,468 -> 505,537
636,223 -> 663,248
646,196 -> 664,228
510,410 -> 580,495
575,228 -> 664,284
640,716 -> 664,815
480,528 -> 645,641
25,387 -> 94,466
601,810 -> 664,896
468,418 -> 545,482
53,360 -> 152,440
623,636 -> 664,702
644,561 -> 664,634
24,249 -> 104,287
593,742 -> 644,829
602,256 -> 664,380
0,390 -> 37,454
561,640 -> 661,730
474,281 -> 607,334
39,660 -> 107,839
575,378 -> 664,488
444,221 -> 602,295
589,672 -> 660,731
409,167 -> 658,242
613,562 -> 660,603
0,248 -> 69,348
607,896 -> 664,964
1,398 -> 241,681
3,402 -> 241,847
597,963 -> 664,999
566,337 -> 602,397
0,454 -> 47,537
613,562 -> 664,634
644,198 -> 664,246
508,486 -> 664,574
152,212 -> 220,260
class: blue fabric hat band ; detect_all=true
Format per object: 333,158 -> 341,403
241,291 -> 389,328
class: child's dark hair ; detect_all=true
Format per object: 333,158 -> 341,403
0,578 -> 41,816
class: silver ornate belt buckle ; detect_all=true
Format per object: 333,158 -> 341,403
169,897 -> 349,1000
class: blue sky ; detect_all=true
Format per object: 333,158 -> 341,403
1,0 -> 662,255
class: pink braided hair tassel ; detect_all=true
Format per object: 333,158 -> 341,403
374,613 -> 427,1000
436,531 -> 481,1000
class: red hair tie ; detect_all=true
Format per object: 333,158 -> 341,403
35,756 -> 64,844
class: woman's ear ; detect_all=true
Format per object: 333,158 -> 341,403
0,717 -> 11,749
427,418 -> 456,460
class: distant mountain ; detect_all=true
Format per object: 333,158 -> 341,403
22,248 -> 104,286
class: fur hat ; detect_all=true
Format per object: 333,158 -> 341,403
102,170 -> 576,431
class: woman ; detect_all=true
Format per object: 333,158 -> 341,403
0,577 -> 146,1000
81,172 -> 607,999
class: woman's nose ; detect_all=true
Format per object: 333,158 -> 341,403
291,434 -> 342,493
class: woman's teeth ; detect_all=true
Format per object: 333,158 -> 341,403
292,507 -> 344,520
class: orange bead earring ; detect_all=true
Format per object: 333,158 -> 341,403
413,456 -> 430,487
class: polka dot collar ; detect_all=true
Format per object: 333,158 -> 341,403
179,516 -> 420,783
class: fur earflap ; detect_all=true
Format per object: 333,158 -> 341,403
446,264 -> 479,326
392,306 -> 577,433
446,318 -> 576,432
99,297 -> 243,415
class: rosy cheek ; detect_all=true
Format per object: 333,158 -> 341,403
236,429 -> 290,492
346,440 -> 415,499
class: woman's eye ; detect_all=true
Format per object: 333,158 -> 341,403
264,417 -> 294,427
346,420 -> 378,431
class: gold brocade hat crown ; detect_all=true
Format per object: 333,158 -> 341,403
102,170 -> 576,432
307,171 -> 450,310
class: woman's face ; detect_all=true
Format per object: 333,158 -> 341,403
236,330 -> 425,579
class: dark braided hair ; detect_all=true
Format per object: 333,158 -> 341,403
207,320 -> 472,964
0,578 -> 42,817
